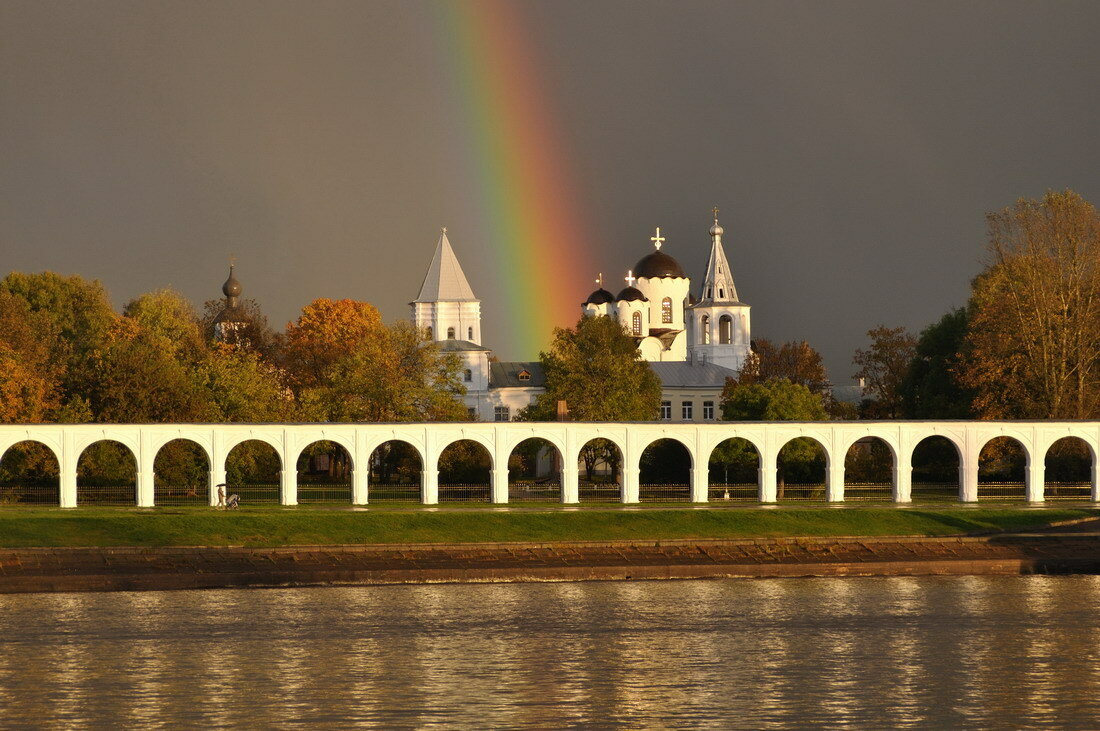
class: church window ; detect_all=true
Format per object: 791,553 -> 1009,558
661,297 -> 673,324
494,406 -> 511,422
468,327 -> 474,340
701,315 -> 710,344
463,368 -> 472,382
681,401 -> 693,420
703,401 -> 715,420
719,315 -> 732,344
718,288 -> 724,299
632,311 -> 642,336
518,370 -> 531,382
660,401 -> 671,420
706,287 -> 712,299
447,327 -> 455,339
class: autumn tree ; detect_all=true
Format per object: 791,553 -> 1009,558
738,339 -> 830,393
960,190 -> 1100,419
852,325 -> 917,418
0,292 -> 62,422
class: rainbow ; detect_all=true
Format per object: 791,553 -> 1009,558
434,0 -> 594,358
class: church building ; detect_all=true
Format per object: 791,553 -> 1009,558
412,210 -> 750,422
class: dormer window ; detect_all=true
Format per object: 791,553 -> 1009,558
518,370 -> 531,382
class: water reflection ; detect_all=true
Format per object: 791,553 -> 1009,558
1,577 -> 1100,727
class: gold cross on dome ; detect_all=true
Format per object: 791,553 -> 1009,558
229,253 -> 236,269
651,227 -> 665,250
596,272 -> 603,287
441,226 -> 447,234
625,269 -> 636,287
712,206 -> 720,222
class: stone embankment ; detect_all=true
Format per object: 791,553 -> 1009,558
3,527 -> 1100,593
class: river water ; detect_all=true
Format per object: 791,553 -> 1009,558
1,576 -> 1099,728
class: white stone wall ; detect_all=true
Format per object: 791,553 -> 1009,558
413,301 -> 482,344
687,304 -> 751,371
2,421 -> 1098,506
635,276 -> 689,332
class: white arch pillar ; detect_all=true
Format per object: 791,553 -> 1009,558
280,468 -> 297,506
691,465 -> 709,502
961,453 -> 979,502
759,448 -> 777,503
136,433 -> 154,507
1025,457 -> 1044,503
894,455 -> 912,503
561,464 -> 579,503
352,467 -> 368,505
60,430 -> 77,508
1092,460 -> 1100,502
491,467 -> 508,504
622,467 -> 640,503
826,453 -> 844,502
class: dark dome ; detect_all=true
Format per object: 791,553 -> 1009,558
584,287 -> 615,305
222,266 -> 242,298
616,286 -> 648,302
634,250 -> 686,279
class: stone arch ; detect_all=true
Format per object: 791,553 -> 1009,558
776,435 -> 827,501
700,314 -> 710,344
225,439 -> 282,504
708,437 -> 760,501
910,435 -> 963,502
719,315 -> 732,344
577,437 -> 623,502
153,438 -> 211,506
368,439 -> 423,502
508,437 -> 563,502
0,440 -> 60,505
77,439 -> 137,506
978,435 -> 1028,501
842,436 -> 896,502
639,437 -> 693,501
1044,436 -> 1094,501
438,439 -> 492,502
296,440 -> 353,503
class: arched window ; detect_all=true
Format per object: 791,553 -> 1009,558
463,368 -> 472,382
661,297 -> 673,324
719,315 -> 732,344
701,315 -> 710,344
467,327 -> 474,340
632,311 -> 642,336
447,327 -> 455,339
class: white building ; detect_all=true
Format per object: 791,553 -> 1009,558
411,212 -> 751,422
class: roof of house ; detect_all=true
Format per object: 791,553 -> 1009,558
437,339 -> 491,353
490,361 -> 546,388
649,361 -> 738,388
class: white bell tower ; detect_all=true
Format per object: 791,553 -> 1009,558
687,209 -> 751,371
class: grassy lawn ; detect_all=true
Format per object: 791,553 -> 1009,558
0,505 -> 1094,548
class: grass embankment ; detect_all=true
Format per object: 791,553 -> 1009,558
0,506 -> 1093,548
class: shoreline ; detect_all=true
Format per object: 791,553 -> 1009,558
3,531 -> 1099,593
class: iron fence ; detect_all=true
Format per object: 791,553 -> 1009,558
579,482 -> 622,502
508,480 -> 563,503
842,482 -> 895,502
910,482 -> 961,502
367,483 -> 421,502
226,483 -> 280,505
77,484 -> 137,506
296,478 -> 353,503
437,483 -> 491,502
707,483 -> 759,501
639,484 -> 692,502
154,483 -> 208,505
0,481 -> 60,505
775,483 -> 827,501
1043,482 -> 1092,500
976,481 -> 1027,500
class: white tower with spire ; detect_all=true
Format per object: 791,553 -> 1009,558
411,227 -> 482,344
687,209 -> 751,371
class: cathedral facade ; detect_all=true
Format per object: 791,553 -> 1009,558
412,211 -> 750,422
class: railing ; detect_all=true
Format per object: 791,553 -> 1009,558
775,483 -> 827,501
508,480 -> 562,503
910,482 -> 961,502
578,482 -> 622,502
639,484 -> 692,502
367,483 -> 421,502
77,484 -> 137,506
707,483 -> 758,501
227,484 -> 280,505
437,484 -> 491,502
154,484 -> 208,505
842,483 -> 895,501
296,478 -> 353,503
0,482 -> 60,505
976,482 -> 1028,500
1043,482 -> 1092,500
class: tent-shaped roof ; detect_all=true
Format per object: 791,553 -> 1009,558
414,229 -> 478,303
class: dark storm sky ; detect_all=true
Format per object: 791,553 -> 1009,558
2,1 -> 1099,382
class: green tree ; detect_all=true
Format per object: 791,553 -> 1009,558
899,308 -> 974,418
852,325 -> 917,418
720,378 -> 828,494
0,292 -> 63,422
522,315 -> 662,421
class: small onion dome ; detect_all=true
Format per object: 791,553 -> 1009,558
616,286 -> 648,302
222,266 -> 242,298
584,287 -> 615,305
634,250 -> 686,279
709,221 -> 724,237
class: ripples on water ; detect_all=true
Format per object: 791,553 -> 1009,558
1,576 -> 1099,728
